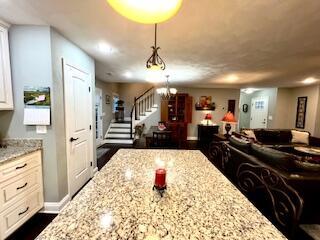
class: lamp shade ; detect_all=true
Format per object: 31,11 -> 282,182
222,111 -> 237,122
204,113 -> 212,120
107,0 -> 183,24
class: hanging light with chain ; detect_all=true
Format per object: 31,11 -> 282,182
156,75 -> 177,100
146,24 -> 166,71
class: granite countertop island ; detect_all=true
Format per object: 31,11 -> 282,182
37,149 -> 286,240
0,139 -> 42,165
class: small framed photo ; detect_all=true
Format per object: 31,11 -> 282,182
295,96 -> 307,129
106,95 -> 111,104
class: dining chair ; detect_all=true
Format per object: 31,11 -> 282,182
152,131 -> 172,148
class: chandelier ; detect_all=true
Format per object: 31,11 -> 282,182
146,24 -> 165,71
107,0 -> 183,24
156,75 -> 177,100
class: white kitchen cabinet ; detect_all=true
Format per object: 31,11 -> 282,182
0,20 -> 13,110
0,150 -> 43,239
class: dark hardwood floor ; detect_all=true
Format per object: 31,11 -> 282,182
7,213 -> 57,240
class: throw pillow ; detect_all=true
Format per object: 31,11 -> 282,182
291,130 -> 309,145
243,130 -> 257,141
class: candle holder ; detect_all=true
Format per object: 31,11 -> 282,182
153,168 -> 167,197
153,185 -> 167,197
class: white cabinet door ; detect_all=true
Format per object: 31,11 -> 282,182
0,21 -> 13,110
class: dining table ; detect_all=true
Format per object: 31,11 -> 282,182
36,149 -> 286,240
145,126 -> 173,147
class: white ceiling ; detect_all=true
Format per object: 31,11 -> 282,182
1,0 -> 320,88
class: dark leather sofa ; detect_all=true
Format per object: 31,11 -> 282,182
209,130 -> 320,237
241,128 -> 320,147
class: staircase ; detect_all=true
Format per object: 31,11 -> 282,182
104,87 -> 158,144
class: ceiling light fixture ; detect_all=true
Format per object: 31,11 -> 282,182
146,24 -> 166,71
156,75 -> 177,100
98,42 -> 114,54
107,0 -> 183,24
241,88 -> 257,94
124,71 -> 133,78
302,77 -> 317,84
226,74 -> 239,83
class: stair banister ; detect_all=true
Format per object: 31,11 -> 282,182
130,87 -> 155,139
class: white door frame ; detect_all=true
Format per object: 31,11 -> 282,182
62,58 -> 94,198
95,87 -> 103,145
250,96 -> 269,129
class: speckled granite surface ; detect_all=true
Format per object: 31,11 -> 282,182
37,149 -> 286,240
0,139 -> 42,165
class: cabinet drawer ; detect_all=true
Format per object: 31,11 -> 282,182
0,151 -> 41,183
0,190 -> 43,239
0,167 -> 42,211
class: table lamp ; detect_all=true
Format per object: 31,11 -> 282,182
204,113 -> 212,125
222,111 -> 237,137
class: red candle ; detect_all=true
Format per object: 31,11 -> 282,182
154,168 -> 166,188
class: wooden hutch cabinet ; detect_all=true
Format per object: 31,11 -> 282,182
161,93 -> 193,145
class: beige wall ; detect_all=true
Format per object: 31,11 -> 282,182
118,83 -> 153,117
275,85 -> 320,135
177,87 -> 240,138
273,88 -> 291,129
95,80 -> 119,134
114,85 -> 240,138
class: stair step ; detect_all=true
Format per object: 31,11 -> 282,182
106,133 -> 133,138
110,123 -> 131,128
113,121 -> 131,124
109,128 -> 133,133
104,139 -> 133,144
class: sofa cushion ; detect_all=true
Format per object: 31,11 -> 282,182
242,130 -> 257,141
229,136 -> 251,154
294,158 -> 320,172
251,143 -> 295,170
254,129 -> 284,144
278,130 -> 292,143
291,130 -> 309,145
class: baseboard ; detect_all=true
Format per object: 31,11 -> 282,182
40,194 -> 71,214
187,136 -> 198,141
93,167 -> 98,175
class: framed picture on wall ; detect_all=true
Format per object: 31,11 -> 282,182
295,96 -> 307,129
106,95 -> 111,104
195,96 -> 216,110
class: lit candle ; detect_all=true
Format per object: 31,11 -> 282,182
154,168 -> 166,189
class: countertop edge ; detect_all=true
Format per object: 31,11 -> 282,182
0,147 -> 42,166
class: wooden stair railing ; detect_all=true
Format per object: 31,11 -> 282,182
130,87 -> 155,139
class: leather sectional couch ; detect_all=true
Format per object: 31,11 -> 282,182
240,128 -> 320,147
209,129 -> 320,237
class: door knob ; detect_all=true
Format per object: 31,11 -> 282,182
70,137 -> 79,142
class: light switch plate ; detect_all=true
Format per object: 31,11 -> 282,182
36,125 -> 47,134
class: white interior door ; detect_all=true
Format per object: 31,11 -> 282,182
95,88 -> 103,145
64,60 -> 92,197
250,96 -> 269,129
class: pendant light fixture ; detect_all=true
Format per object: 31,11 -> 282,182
146,24 -> 166,71
156,75 -> 177,100
107,0 -> 183,24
